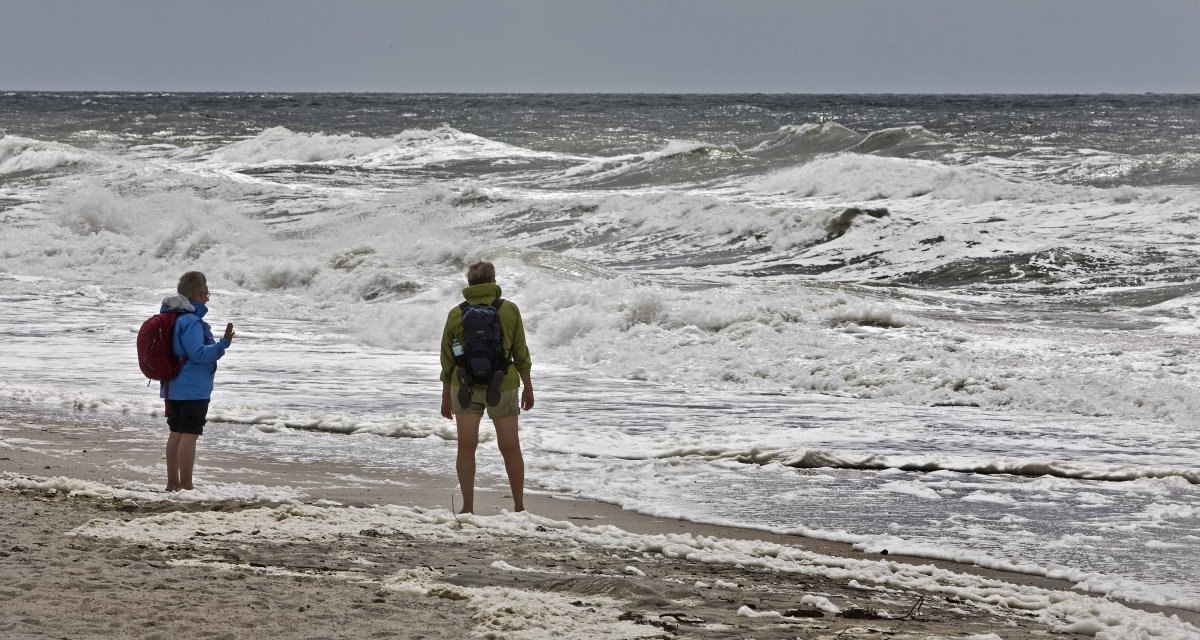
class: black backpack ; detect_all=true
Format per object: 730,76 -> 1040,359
454,299 -> 509,387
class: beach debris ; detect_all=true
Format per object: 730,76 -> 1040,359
450,494 -> 463,529
428,586 -> 469,601
617,610 -> 677,631
891,594 -> 928,633
838,606 -> 887,619
659,612 -> 705,625
782,607 -> 826,618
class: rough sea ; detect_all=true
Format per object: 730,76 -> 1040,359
2,92 -> 1198,612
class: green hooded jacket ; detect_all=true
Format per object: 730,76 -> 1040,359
439,283 -> 531,392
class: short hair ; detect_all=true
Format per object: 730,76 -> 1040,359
466,261 -> 495,286
177,271 -> 208,299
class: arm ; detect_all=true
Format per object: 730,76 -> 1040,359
439,310 -> 457,386
441,382 -> 453,419
506,305 -> 534,410
519,371 -> 534,411
439,310 -> 458,419
506,304 -> 532,377
177,316 -> 228,364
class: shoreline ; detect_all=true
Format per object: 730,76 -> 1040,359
3,405 -> 1199,638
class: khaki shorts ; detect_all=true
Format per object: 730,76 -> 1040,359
452,386 -> 520,419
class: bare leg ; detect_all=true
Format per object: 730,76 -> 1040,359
176,433 -> 199,490
165,432 -> 182,492
492,416 -> 524,512
455,412 -> 483,513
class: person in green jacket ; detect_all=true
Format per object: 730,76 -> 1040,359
440,260 -> 534,513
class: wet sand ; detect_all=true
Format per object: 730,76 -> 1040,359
2,406 -> 1197,639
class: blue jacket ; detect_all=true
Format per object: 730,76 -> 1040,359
159,295 -> 229,400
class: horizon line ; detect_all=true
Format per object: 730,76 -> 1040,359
4,89 -> 1199,97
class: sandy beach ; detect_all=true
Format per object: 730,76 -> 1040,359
2,406 -> 1198,639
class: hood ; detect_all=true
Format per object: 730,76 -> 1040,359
160,294 -> 205,317
462,283 -> 502,305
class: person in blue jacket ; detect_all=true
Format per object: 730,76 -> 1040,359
160,271 -> 234,492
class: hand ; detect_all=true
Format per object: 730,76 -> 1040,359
521,386 -> 535,411
440,385 -> 453,419
223,322 -> 235,345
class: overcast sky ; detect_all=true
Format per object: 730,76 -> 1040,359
2,0 -> 1198,93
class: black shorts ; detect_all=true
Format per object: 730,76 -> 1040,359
166,399 -> 210,435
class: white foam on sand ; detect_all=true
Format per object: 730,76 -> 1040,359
0,473 -> 304,504
384,575 -> 659,640
45,479 -> 1200,640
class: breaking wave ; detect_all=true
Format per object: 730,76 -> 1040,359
0,135 -> 104,176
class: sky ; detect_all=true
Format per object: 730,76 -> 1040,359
1,0 -> 1198,94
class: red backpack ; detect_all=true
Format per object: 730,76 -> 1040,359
137,312 -> 187,385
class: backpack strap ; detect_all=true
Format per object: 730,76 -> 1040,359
491,299 -> 509,370
171,312 -> 192,368
453,301 -> 470,369
458,298 -> 504,310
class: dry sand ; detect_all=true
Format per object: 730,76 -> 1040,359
2,406 -> 1196,639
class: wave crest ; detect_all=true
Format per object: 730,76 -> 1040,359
742,122 -> 863,160
0,135 -> 101,176
554,140 -> 748,187
208,125 -> 574,168
849,125 -> 956,157
756,154 -> 1041,203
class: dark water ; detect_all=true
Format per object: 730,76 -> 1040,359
5,92 -> 1200,167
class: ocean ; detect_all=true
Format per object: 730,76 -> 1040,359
2,92 -> 1198,612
